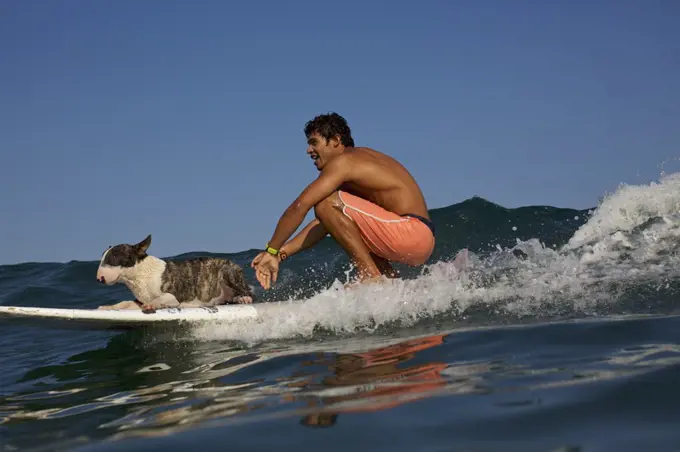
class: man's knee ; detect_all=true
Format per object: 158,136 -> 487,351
314,191 -> 342,220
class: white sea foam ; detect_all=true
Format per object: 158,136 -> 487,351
189,172 -> 680,345
567,171 -> 680,250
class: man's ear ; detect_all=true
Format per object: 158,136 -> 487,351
330,135 -> 342,148
134,234 -> 152,256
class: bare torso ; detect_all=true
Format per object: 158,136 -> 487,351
336,147 -> 430,219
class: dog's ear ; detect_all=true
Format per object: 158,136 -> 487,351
134,234 -> 152,256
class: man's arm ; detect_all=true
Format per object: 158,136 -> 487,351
279,218 -> 327,258
266,157 -> 350,251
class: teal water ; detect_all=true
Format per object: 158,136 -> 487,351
2,173 -> 680,451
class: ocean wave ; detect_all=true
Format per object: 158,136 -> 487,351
186,172 -> 680,345
2,172 -> 680,345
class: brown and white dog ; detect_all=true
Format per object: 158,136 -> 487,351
95,234 -> 254,313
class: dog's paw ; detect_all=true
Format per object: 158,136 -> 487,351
98,301 -> 140,310
233,296 -> 253,304
141,304 -> 157,314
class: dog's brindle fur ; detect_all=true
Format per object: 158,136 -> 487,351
96,234 -> 254,313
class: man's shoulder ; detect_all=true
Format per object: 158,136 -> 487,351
346,146 -> 383,160
324,147 -> 382,172
352,146 -> 378,153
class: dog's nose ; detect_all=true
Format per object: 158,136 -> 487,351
98,276 -> 106,284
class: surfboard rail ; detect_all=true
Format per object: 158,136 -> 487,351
0,304 -> 265,331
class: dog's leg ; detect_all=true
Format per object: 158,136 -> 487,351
97,300 -> 142,310
222,265 -> 254,304
211,281 -> 252,305
141,293 -> 180,314
190,283 -> 231,307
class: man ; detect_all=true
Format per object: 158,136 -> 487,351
251,112 -> 435,290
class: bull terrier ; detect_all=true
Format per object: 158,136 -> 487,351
96,234 -> 254,313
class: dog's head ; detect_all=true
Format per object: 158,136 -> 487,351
96,234 -> 152,285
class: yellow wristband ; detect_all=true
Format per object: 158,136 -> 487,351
265,244 -> 279,256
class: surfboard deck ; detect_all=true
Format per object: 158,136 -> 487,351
0,303 -> 272,331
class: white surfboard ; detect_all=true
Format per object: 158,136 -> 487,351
0,303 -> 277,331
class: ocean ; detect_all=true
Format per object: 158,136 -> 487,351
2,173 -> 680,451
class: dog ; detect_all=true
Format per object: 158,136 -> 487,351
95,234 -> 254,313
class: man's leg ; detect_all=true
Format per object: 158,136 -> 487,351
335,189 -> 435,268
314,192 -> 383,281
371,253 -> 398,278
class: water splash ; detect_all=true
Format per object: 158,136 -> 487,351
185,172 -> 680,345
567,171 -> 680,250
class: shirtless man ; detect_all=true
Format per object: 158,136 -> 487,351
251,112 -> 435,290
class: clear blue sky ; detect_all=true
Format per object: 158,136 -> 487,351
1,0 -> 679,265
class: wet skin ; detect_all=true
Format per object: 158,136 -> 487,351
251,133 -> 431,290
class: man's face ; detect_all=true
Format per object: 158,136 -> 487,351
306,133 -> 338,171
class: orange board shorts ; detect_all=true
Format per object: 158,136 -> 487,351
338,191 -> 435,266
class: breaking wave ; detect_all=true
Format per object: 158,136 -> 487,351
187,172 -> 680,345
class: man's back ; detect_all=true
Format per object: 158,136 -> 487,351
337,147 -> 430,219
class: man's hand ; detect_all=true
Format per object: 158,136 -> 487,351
251,251 -> 280,290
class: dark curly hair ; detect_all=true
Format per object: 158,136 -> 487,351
304,112 -> 355,147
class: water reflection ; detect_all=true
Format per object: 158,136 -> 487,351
290,335 -> 450,427
89,333 -> 461,441
4,322 -> 680,448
